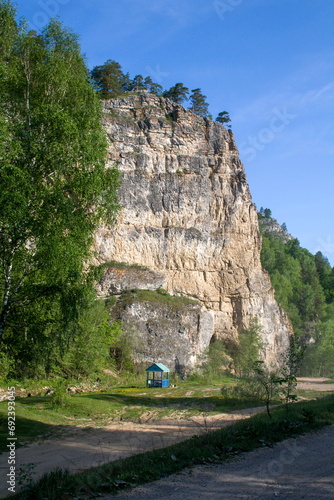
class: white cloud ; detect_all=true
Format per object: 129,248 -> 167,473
234,57 -> 334,126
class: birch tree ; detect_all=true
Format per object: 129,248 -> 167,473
0,2 -> 119,362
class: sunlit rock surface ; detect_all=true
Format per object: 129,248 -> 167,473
95,94 -> 292,372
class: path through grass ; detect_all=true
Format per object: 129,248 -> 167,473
0,378 -> 258,452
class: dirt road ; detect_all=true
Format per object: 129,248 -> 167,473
296,377 -> 334,392
110,425 -> 334,500
0,407 -> 265,499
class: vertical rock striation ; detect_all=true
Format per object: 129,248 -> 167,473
95,94 -> 291,371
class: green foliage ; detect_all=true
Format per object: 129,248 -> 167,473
260,230 -> 328,338
102,260 -> 149,271
91,62 -> 164,98
252,361 -> 282,418
50,379 -> 70,409
259,209 -> 334,376
91,59 -> 125,98
315,251 -> 334,303
0,350 -> 13,378
301,317 -> 334,376
222,363 -> 282,418
229,318 -> 263,376
197,340 -> 230,381
144,76 -> 163,95
188,88 -> 209,117
259,207 -> 272,218
216,111 -> 231,126
278,336 -> 305,406
223,337 -> 305,418
162,83 -> 189,104
0,2 -> 119,376
113,289 -> 198,312
131,74 -> 146,91
110,325 -> 136,372
60,300 -> 121,377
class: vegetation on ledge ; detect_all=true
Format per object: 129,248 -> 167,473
111,288 -> 199,311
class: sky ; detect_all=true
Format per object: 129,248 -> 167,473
13,0 -> 334,264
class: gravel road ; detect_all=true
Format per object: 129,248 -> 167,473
108,425 -> 334,500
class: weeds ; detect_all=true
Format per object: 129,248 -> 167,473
17,463 -> 36,488
301,408 -> 317,424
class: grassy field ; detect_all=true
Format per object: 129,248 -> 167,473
1,374 -> 334,454
1,376 -> 265,453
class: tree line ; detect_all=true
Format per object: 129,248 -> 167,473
259,209 -> 334,376
91,59 -> 231,125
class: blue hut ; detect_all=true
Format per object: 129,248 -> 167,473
146,363 -> 170,388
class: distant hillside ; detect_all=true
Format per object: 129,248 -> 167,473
258,209 -> 334,376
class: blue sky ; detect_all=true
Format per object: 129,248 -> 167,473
14,0 -> 334,264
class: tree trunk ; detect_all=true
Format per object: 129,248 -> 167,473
0,260 -> 13,343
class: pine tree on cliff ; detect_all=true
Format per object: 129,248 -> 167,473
189,88 -> 209,117
121,72 -> 132,91
91,59 -> 125,98
216,111 -> 231,127
144,76 -> 163,95
131,74 -> 146,91
163,83 -> 189,104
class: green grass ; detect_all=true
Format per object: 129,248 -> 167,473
296,389 -> 334,399
1,373 -> 332,453
102,260 -> 149,271
0,378 -> 256,452
7,394 -> 334,500
116,288 -> 198,310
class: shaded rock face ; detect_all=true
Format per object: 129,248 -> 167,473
96,265 -> 165,296
95,94 -> 292,371
109,291 -> 214,374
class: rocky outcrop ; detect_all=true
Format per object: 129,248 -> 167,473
109,290 -> 214,376
258,217 -> 293,243
95,93 -> 292,372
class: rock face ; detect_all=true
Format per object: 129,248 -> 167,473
95,93 -> 292,372
108,290 -> 214,376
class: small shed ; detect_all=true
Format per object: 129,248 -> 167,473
146,363 -> 170,388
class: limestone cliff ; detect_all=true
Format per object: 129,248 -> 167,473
94,93 -> 292,372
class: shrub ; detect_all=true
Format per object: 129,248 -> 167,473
50,380 -> 70,409
228,318 -> 263,376
60,300 -> 121,377
0,351 -> 13,379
